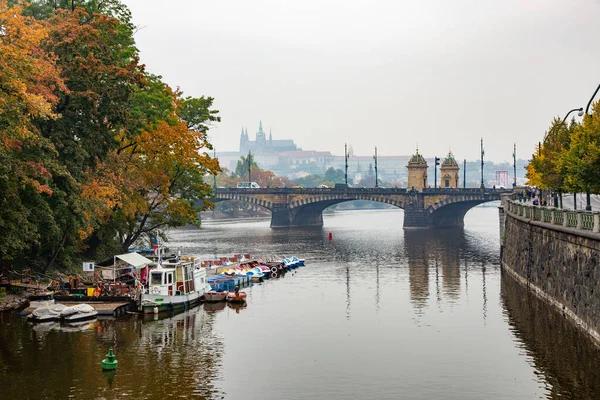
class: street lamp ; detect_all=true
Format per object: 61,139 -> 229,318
213,147 -> 217,190
247,151 -> 252,183
512,143 -> 517,188
480,138 -> 485,189
434,157 -> 440,189
585,83 -> 600,116
344,143 -> 349,186
463,159 -> 466,188
373,146 -> 378,188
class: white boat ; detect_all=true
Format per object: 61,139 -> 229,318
59,304 -> 98,322
140,256 -> 211,314
204,291 -> 228,302
28,303 -> 66,322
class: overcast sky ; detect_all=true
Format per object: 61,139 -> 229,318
124,0 -> 600,162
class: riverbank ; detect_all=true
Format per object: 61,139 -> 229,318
0,294 -> 28,311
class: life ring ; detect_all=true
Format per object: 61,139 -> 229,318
271,273 -> 278,279
151,287 -> 160,295
271,267 -> 278,274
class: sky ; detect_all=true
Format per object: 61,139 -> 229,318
124,0 -> 600,162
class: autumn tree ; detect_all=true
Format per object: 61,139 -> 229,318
562,103 -> 600,196
0,0 -> 71,270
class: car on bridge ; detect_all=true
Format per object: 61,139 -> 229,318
237,182 -> 260,189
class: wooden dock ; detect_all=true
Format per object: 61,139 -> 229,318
20,301 -> 131,317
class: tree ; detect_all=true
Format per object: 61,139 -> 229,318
0,0 -> 73,271
235,153 -> 258,180
562,103 -> 600,195
83,84 -> 220,254
324,167 -> 345,183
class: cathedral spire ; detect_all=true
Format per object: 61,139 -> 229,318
256,120 -> 266,142
269,128 -> 272,141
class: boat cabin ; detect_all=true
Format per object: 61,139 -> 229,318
148,258 -> 206,296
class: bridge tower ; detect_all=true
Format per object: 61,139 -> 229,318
440,152 -> 459,188
406,149 -> 428,190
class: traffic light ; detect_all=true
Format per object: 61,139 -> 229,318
435,157 -> 440,166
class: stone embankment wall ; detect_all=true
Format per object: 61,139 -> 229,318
501,203 -> 600,345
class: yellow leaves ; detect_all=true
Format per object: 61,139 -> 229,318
525,161 -> 542,187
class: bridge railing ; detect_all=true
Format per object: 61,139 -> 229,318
505,199 -> 600,233
215,187 -> 508,195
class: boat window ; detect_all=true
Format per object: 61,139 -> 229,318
167,273 -> 173,284
151,272 -> 162,285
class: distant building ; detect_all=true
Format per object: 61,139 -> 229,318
239,121 -> 299,155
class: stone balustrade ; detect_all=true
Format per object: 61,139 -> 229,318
504,199 -> 600,233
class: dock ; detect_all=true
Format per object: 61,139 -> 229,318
20,298 -> 132,317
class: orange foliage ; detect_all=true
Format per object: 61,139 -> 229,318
0,0 -> 66,140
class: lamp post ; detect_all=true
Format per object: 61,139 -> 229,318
344,143 -> 349,186
512,143 -> 517,188
463,159 -> 466,188
373,146 -> 378,188
434,157 -> 440,189
585,83 -> 600,116
213,148 -> 217,190
480,138 -> 485,189
247,151 -> 252,183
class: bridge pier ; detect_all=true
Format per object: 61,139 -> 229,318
403,208 -> 431,229
270,204 -> 324,228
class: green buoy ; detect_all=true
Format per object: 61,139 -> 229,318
102,348 -> 118,370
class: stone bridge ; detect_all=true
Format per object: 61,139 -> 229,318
210,187 -> 508,228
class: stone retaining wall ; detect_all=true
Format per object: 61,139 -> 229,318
501,209 -> 600,345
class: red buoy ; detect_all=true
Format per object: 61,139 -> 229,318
328,232 -> 332,240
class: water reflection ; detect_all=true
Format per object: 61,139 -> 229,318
404,230 -> 430,311
2,208 -> 600,399
0,309 -> 224,400
502,272 -> 600,398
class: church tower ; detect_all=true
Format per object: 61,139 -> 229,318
256,120 -> 266,144
406,149 -> 428,190
239,127 -> 248,152
440,152 -> 460,188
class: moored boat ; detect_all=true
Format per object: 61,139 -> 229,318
204,291 -> 228,302
139,257 -> 211,314
60,304 -> 98,322
226,288 -> 247,303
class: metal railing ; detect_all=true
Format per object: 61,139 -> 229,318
506,199 -> 600,233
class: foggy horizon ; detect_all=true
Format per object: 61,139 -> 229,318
124,0 -> 600,163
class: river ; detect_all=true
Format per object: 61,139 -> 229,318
1,204 -> 600,399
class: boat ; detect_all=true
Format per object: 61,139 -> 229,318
139,256 -> 211,314
203,291 -> 228,302
245,268 -> 265,282
27,303 -> 66,322
59,304 -> 98,322
226,288 -> 247,303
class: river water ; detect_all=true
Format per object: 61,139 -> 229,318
1,205 -> 600,399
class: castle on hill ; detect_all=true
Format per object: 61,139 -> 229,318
239,121 -> 299,154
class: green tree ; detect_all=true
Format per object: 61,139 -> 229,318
562,103 -> 600,195
324,167 -> 345,183
235,152 -> 258,180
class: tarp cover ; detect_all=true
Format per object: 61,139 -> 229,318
115,253 -> 153,269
